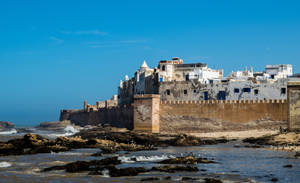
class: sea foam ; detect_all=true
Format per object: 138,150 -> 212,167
63,125 -> 79,136
118,154 -> 175,163
0,162 -> 12,168
0,129 -> 17,135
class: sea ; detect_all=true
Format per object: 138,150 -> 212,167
0,127 -> 299,183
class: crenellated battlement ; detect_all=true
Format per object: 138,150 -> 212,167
160,99 -> 287,105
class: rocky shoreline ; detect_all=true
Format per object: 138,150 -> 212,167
0,127 -> 298,182
0,121 -> 15,131
242,132 -> 300,156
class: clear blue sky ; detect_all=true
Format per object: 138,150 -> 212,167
1,0 -> 300,126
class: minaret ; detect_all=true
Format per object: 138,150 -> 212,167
140,60 -> 149,71
84,100 -> 88,111
124,75 -> 129,81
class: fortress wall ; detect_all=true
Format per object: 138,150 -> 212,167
288,81 -> 300,131
159,100 -> 287,133
60,106 -> 133,129
61,98 -> 289,133
133,95 -> 160,133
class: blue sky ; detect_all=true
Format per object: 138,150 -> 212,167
1,0 -> 300,126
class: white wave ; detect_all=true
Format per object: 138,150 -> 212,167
102,169 -> 110,177
51,151 -> 84,156
46,125 -> 80,137
119,154 -> 175,163
63,125 -> 79,136
0,162 -> 12,168
135,155 -> 175,162
0,129 -> 17,135
118,156 -> 135,163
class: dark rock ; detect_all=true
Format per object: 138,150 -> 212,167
91,152 -> 103,157
295,152 -> 300,158
151,165 -> 198,173
244,144 -> 264,148
140,177 -> 160,181
167,134 -> 229,146
75,129 -> 230,147
204,178 -> 223,183
0,132 -> 155,156
28,145 -> 69,154
52,136 -> 86,149
75,129 -> 164,146
182,177 -> 199,181
243,136 -> 273,145
0,133 -> 51,156
43,157 -> 121,172
271,178 -> 278,182
159,155 -> 216,164
0,121 -> 14,130
66,161 -> 94,173
43,165 -> 66,172
283,164 -> 293,168
108,166 -> 147,177
164,176 -> 171,180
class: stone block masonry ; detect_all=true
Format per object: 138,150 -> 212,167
60,91 -> 300,133
60,106 -> 133,129
159,99 -> 287,133
133,94 -> 160,133
287,81 -> 300,131
61,98 -> 288,133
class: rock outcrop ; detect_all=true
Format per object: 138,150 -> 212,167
0,133 -> 155,156
243,132 -> 300,152
43,157 -> 121,172
0,121 -> 15,130
158,155 -> 216,164
151,165 -> 198,173
36,120 -> 80,131
75,128 -> 230,147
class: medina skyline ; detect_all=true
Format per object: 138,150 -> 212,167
1,0 -> 300,125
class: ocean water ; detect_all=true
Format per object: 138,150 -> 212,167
0,131 -> 299,183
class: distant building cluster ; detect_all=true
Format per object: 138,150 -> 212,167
117,58 -> 293,106
82,58 -> 294,111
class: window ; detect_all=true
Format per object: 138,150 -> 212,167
204,91 -> 208,100
166,89 -> 170,95
281,88 -> 286,95
162,65 -> 165,71
234,88 -> 240,93
217,91 -> 226,100
193,89 -> 197,94
185,75 -> 189,81
118,95 -> 120,99
243,88 -> 251,93
184,90 -> 187,95
254,89 -> 259,95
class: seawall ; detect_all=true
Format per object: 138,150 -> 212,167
60,97 -> 290,133
60,106 -> 133,129
159,100 -> 287,133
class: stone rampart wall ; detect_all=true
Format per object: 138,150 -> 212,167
159,99 -> 287,133
60,106 -> 133,129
